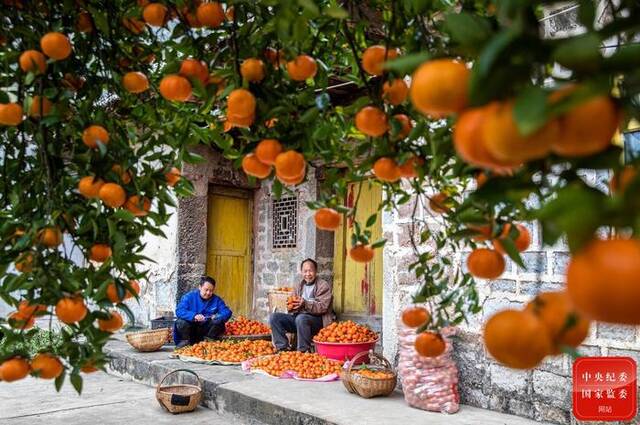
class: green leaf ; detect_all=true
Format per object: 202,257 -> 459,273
324,5 -> 348,19
499,237 -> 525,268
513,86 -> 549,136
370,238 -> 386,249
0,92 -> 9,103
444,12 -> 492,50
365,213 -> 377,227
55,370 -> 66,392
298,0 -> 319,16
383,52 -> 431,74
112,209 -> 135,222
300,107 -> 320,124
552,33 -> 602,72
70,373 -> 83,394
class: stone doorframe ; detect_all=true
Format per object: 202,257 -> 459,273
175,146 -> 255,303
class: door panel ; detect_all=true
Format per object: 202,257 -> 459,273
333,182 -> 383,316
206,190 -> 251,316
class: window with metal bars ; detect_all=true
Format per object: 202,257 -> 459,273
272,196 -> 297,248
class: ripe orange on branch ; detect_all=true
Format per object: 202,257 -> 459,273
274,150 -> 305,179
349,244 -> 375,263
355,106 -> 388,137
179,59 -> 209,85
159,74 -> 192,102
55,296 -> 88,324
0,358 -> 30,382
143,3 -> 168,26
98,311 -> 124,332
89,243 -> 112,262
78,176 -> 105,199
410,59 -> 469,117
19,50 -> 46,74
31,354 -> 64,379
402,306 -> 431,328
0,103 -> 24,126
242,153 -> 272,179
125,195 -> 151,216
493,223 -> 531,254
122,72 -> 149,93
99,183 -> 126,208
415,332 -> 446,357
226,89 -> 256,127
362,45 -> 399,76
165,167 -> 181,186
286,55 -> 317,81
29,96 -> 53,118
197,2 -> 225,28
314,208 -> 341,231
82,125 -> 109,149
467,248 -> 505,279
40,32 -> 72,60
382,79 -> 409,105
373,157 -> 400,182
255,139 -> 283,165
241,58 -> 266,83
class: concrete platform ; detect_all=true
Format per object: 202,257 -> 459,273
105,336 -> 548,425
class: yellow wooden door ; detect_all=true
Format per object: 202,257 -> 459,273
206,188 -> 252,317
333,181 -> 383,316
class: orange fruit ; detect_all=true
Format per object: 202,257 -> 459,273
81,363 -> 99,373
382,79 -> 408,105
255,139 -> 283,165
128,280 -> 141,298
349,244 -> 375,263
143,3 -> 167,26
179,58 -> 209,85
225,5 -> 234,21
372,157 -> 400,182
159,74 -> 192,102
567,238 -> 640,325
29,96 -> 53,118
241,58 -> 266,83
415,332 -> 446,357
98,311 -> 124,332
355,106 -> 388,137
467,248 -> 505,279
19,50 -> 47,74
391,114 -> 412,140
525,290 -> 591,354
111,164 -> 132,184
265,47 -> 284,67
469,224 -> 493,241
483,101 -> 560,162
0,358 -> 30,382
493,223 -> 531,254
286,55 -> 317,81
78,176 -> 105,198
453,107 -> 522,172
18,300 -> 47,317
362,45 -> 399,76
410,59 -> 469,117
165,167 -> 181,186
61,73 -> 85,91
90,243 -> 112,262
242,154 -> 271,179
0,103 -> 24,126
8,312 -> 35,330
429,192 -> 450,214
122,17 -> 145,34
398,156 -> 424,178
31,354 -> 64,379
125,195 -> 151,216
551,88 -> 620,157
38,227 -> 62,247
99,183 -> 126,208
122,71 -> 149,93
274,150 -> 305,179
40,32 -> 72,60
82,125 -> 109,149
227,89 -> 256,127
610,166 -> 637,194
276,169 -> 305,186
197,2 -> 224,27
76,11 -> 94,32
483,309 -> 552,369
401,307 -> 430,328
55,296 -> 88,324
15,252 -> 34,273
314,208 -> 341,231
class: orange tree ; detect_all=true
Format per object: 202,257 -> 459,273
1,0 -> 640,389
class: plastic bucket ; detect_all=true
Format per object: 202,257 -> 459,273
314,338 -> 379,364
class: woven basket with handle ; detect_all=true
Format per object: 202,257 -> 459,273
125,328 -> 170,352
341,350 -> 397,398
156,369 -> 203,414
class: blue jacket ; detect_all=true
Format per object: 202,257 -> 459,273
175,290 -> 232,324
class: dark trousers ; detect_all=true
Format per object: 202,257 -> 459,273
269,312 -> 323,352
175,318 -> 225,347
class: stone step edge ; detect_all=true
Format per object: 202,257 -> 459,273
105,345 -> 335,425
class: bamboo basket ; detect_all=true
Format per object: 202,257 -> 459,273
267,289 -> 294,313
156,369 -> 202,414
126,328 -> 170,352
341,351 -> 397,398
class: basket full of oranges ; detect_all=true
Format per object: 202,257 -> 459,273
341,351 -> 397,398
313,321 -> 379,364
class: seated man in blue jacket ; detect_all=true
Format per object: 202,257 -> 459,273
174,275 -> 232,348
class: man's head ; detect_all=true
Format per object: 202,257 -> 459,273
300,258 -> 317,284
199,275 -> 216,299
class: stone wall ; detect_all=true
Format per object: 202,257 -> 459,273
251,169 -> 320,322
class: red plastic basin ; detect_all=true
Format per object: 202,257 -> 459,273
314,338 -> 379,364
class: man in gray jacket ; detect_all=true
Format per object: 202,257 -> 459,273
269,258 -> 335,352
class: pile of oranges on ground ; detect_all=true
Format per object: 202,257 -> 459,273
224,316 -> 271,336
249,351 -> 343,379
313,321 -> 378,344
175,339 -> 275,363
352,368 -> 395,380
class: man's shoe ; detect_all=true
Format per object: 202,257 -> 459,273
276,346 -> 292,353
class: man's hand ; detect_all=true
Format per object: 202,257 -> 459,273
290,298 -> 303,311
194,314 -> 205,322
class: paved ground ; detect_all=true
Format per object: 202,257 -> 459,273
0,372 -> 247,425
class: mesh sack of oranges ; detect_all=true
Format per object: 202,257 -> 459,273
313,320 -> 378,343
223,315 -> 271,336
242,351 -> 344,381
175,339 -> 275,365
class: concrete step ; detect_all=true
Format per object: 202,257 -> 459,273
105,337 -> 547,425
